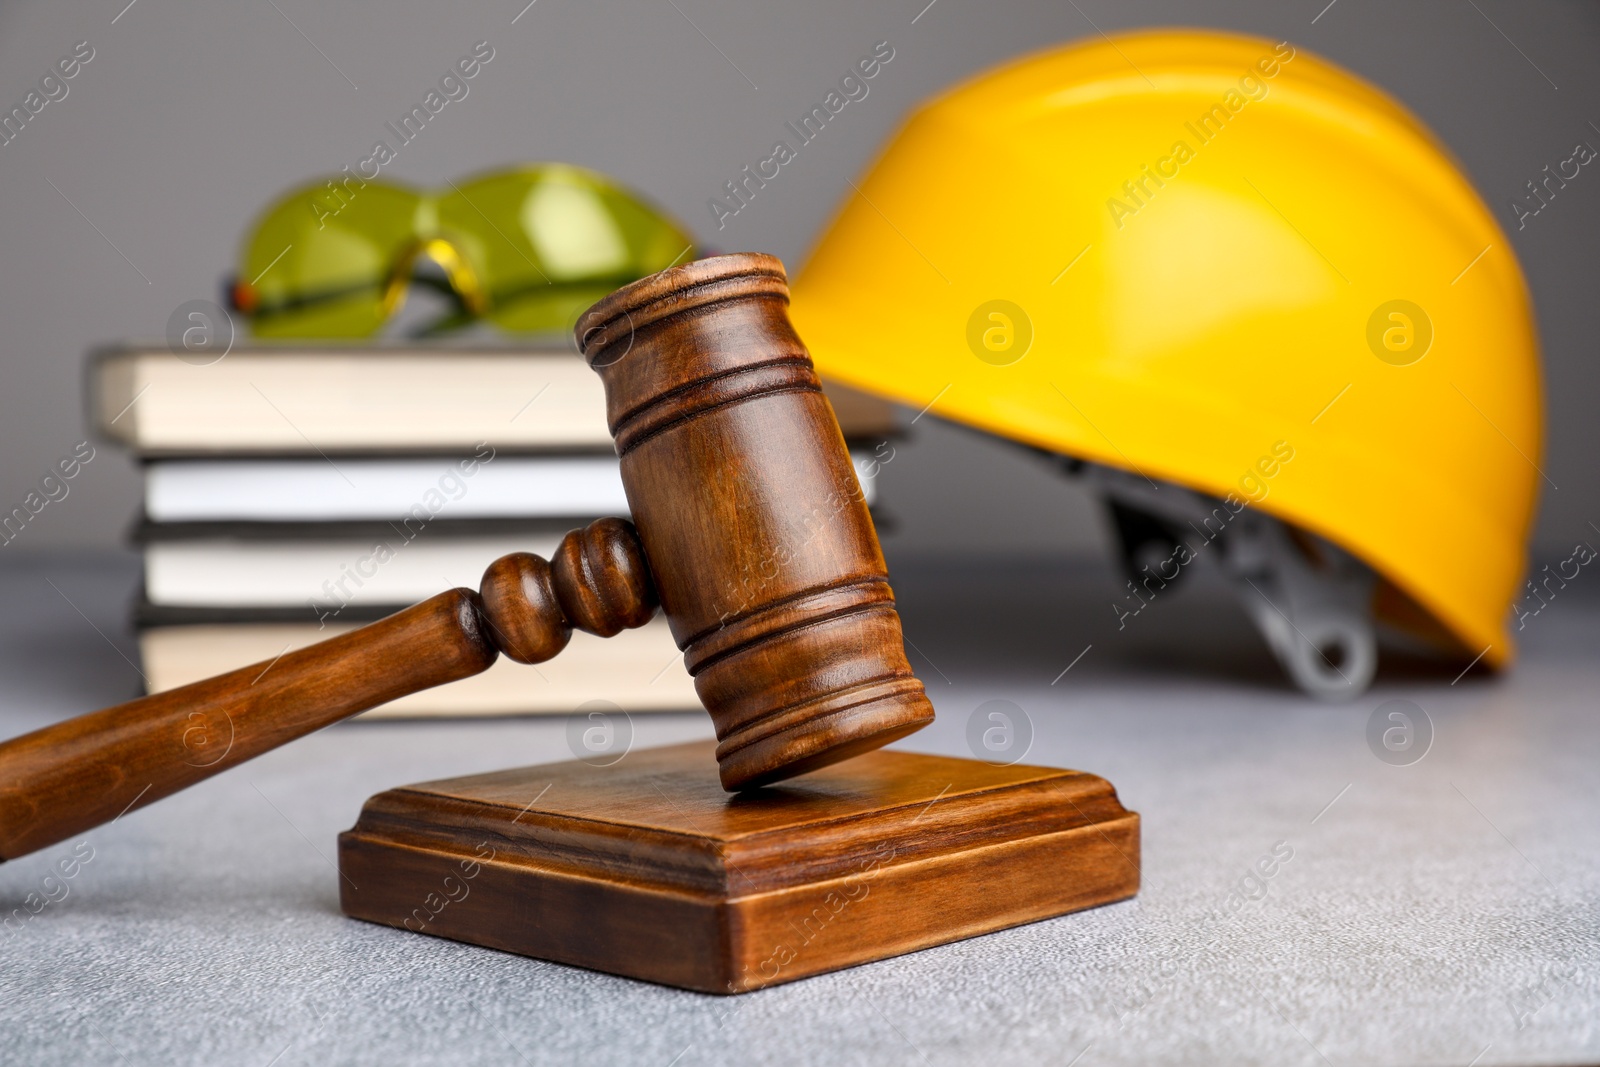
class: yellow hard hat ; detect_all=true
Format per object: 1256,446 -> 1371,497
790,28 -> 1541,693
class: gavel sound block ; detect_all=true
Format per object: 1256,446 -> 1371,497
338,740 -> 1140,993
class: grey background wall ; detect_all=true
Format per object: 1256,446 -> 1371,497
0,0 -> 1594,562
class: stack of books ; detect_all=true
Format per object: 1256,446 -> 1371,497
91,345 -> 897,717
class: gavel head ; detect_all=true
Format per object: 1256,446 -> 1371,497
574,253 -> 935,790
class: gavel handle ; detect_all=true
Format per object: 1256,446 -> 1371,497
0,518 -> 656,862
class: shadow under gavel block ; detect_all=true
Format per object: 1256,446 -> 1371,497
337,740 -> 1140,993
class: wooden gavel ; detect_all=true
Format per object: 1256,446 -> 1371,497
0,254 -> 935,862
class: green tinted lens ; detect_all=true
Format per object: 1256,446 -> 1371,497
239,178 -> 421,338
434,164 -> 694,334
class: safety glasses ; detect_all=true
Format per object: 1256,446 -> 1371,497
229,164 -> 695,338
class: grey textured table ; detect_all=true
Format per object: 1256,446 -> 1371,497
1,554 -> 1596,1066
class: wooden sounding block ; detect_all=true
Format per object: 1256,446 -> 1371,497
338,740 -> 1140,993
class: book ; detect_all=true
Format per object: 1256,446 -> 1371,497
138,520 -> 565,612
139,451 -> 879,523
139,617 -> 699,718
136,505 -> 887,615
91,345 -> 899,455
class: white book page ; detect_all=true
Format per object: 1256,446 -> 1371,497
146,453 -> 877,521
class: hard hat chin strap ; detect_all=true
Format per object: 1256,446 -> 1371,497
1220,509 -> 1376,700
1071,459 -> 1377,700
